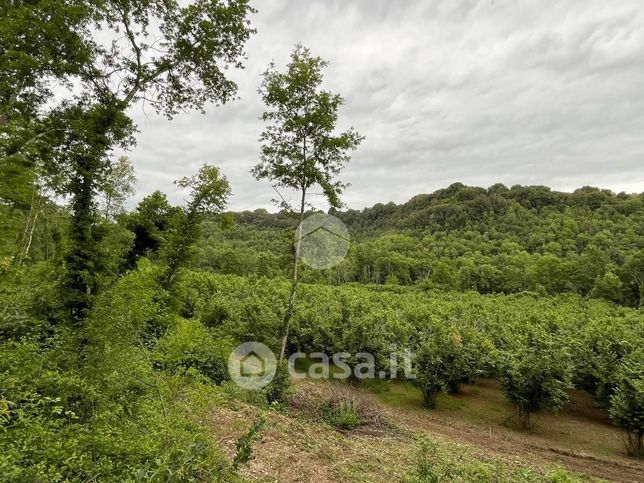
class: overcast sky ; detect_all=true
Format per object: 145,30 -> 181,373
126,0 -> 644,212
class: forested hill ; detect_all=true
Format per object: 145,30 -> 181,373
233,183 -> 642,232
335,183 -> 642,231
198,184 -> 644,307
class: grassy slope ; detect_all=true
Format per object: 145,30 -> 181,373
344,378 -> 644,482
364,378 -> 625,457
205,402 -> 580,482
197,378 -> 643,482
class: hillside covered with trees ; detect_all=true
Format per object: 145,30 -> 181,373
197,184 -> 644,307
1,1 -> 643,481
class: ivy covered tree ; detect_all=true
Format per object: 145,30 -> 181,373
5,0 -> 255,323
252,44 -> 363,361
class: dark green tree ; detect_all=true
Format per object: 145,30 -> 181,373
121,190 -> 179,270
161,164 -> 231,290
11,0 -> 255,323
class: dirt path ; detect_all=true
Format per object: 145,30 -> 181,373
207,379 -> 644,482
338,379 -> 644,483
382,403 -> 643,482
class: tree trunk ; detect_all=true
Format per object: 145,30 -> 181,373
421,387 -> 438,409
278,185 -> 306,363
515,407 -> 531,430
22,198 -> 40,264
626,430 -> 643,458
277,130 -> 311,363
15,188 -> 38,267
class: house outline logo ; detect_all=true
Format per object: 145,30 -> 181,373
240,350 -> 266,377
228,341 -> 277,390
295,213 -> 350,269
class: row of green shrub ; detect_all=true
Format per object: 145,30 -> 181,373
175,270 -> 643,451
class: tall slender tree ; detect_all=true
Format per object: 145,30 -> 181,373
252,44 -> 363,361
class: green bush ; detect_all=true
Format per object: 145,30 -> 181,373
412,323 -> 476,408
154,318 -> 233,384
321,398 -> 362,430
407,437 -> 442,482
497,329 -> 573,429
609,349 -> 644,458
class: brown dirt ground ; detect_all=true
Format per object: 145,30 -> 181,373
206,379 -> 644,482
379,392 -> 644,483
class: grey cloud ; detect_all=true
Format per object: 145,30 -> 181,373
125,0 -> 644,212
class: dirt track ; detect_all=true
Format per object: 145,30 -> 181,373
383,403 -> 644,483
208,379 -> 644,482
305,378 -> 644,482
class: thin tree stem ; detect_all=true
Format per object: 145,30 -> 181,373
279,136 -> 308,363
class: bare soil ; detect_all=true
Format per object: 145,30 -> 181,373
206,378 -> 644,482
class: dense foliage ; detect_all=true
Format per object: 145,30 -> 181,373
0,261 -> 237,480
197,183 -> 644,307
1,1 -> 254,479
173,271 -> 643,433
